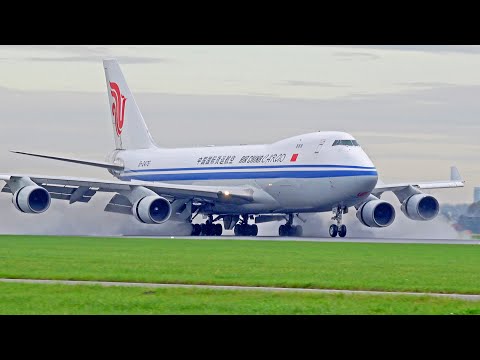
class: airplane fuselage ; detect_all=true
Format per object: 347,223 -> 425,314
110,131 -> 378,215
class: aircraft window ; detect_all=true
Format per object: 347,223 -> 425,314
332,140 -> 360,147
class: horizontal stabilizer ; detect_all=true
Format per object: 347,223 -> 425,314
11,151 -> 124,171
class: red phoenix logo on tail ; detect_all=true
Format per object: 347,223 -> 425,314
110,82 -> 127,136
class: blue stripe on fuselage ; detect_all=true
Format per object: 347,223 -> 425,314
124,164 -> 377,174
120,170 -> 378,181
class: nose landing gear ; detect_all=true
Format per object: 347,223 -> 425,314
330,206 -> 347,238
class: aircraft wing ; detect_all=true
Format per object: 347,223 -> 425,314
0,173 -> 255,206
372,166 -> 464,197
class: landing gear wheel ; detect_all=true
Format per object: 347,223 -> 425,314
338,224 -> 347,238
191,224 -> 201,236
279,225 -> 287,237
295,225 -> 303,237
241,224 -> 248,236
214,223 -> 223,236
288,225 -> 297,237
250,224 -> 258,236
234,224 -> 248,236
329,224 -> 338,238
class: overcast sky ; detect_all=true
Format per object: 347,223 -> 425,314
0,45 -> 478,205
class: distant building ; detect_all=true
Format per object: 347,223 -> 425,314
455,187 -> 480,234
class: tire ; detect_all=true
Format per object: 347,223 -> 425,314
329,224 -> 338,238
279,225 -> 286,237
287,225 -> 296,237
192,224 -> 201,236
201,223 -> 207,236
338,224 -> 347,238
295,225 -> 303,237
240,225 -> 246,236
214,223 -> 223,236
206,224 -> 215,236
234,224 -> 240,236
250,224 -> 258,236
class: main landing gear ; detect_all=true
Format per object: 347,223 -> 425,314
329,205 -> 347,238
234,215 -> 258,236
191,215 -> 223,236
279,214 -> 303,237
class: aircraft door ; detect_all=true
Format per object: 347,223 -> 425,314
314,139 -> 326,155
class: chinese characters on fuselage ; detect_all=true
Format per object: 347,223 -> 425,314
196,154 -> 286,166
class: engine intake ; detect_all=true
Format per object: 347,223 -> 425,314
401,194 -> 439,221
356,200 -> 395,228
13,185 -> 51,214
132,195 -> 172,224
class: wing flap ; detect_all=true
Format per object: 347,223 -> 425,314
104,203 -> 132,215
0,173 -> 259,205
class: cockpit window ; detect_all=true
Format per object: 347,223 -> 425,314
332,140 -> 360,146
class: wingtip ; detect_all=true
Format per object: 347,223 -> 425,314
450,166 -> 464,183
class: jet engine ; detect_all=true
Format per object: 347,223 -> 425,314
356,200 -> 395,228
132,195 -> 172,224
401,194 -> 439,221
12,185 -> 51,214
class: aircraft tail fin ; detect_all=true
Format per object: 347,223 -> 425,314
103,58 -> 157,150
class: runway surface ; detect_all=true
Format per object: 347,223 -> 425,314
1,278 -> 479,301
124,235 -> 480,245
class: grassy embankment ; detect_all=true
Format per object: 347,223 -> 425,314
1,282 -> 479,315
0,235 -> 479,294
1,235 -> 479,314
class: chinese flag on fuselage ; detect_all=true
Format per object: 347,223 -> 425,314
290,154 -> 299,162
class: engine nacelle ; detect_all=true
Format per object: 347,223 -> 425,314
132,195 -> 172,224
12,185 -> 51,214
401,194 -> 439,221
356,200 -> 395,228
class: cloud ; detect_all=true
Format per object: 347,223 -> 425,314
246,92 -> 278,97
26,55 -> 172,64
343,45 -> 480,54
0,45 -> 172,64
396,82 -> 456,88
333,51 -> 381,60
280,80 -> 348,88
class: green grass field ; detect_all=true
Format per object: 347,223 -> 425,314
1,282 -> 479,315
0,235 -> 479,294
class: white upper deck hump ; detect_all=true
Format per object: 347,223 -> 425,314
103,59 -> 158,150
272,131 -> 355,146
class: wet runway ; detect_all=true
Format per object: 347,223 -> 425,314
125,235 -> 480,245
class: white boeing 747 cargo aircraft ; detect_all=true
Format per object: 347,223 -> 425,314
0,59 -> 465,237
